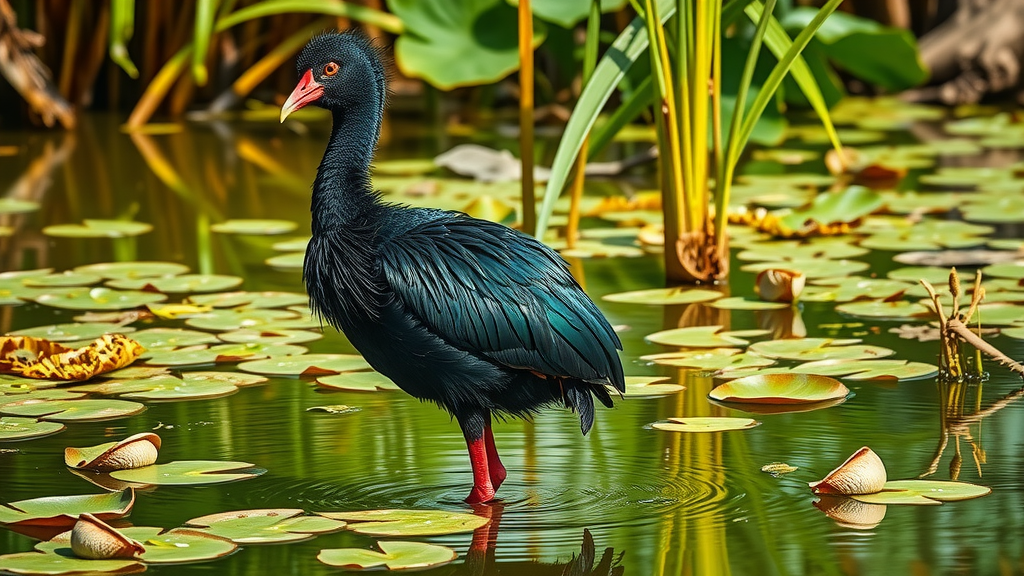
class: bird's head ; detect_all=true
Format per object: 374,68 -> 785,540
280,31 -> 387,123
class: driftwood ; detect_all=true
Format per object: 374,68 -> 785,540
0,0 -> 74,128
909,0 -> 1024,104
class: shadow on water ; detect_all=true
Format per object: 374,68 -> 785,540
3,114 -> 1024,574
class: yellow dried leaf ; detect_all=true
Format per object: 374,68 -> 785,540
0,335 -> 146,381
146,303 -> 213,319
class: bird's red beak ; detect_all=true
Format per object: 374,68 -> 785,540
280,69 -> 324,123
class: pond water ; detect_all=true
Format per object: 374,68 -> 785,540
1,110 -> 1024,575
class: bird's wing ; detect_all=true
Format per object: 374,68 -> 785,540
378,216 -> 624,390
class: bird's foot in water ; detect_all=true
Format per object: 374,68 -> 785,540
489,463 -> 507,490
465,483 -> 496,504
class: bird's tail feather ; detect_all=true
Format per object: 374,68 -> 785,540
565,385 -> 596,435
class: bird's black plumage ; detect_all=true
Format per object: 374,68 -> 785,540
287,31 -> 624,501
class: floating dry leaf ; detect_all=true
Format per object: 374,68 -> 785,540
64,433 -> 161,472
69,513 -> 145,559
814,495 -> 887,529
0,335 -> 145,381
756,269 -> 805,303
761,462 -> 798,476
809,447 -> 886,495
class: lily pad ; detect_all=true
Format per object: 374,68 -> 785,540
211,219 -> 297,235
318,541 -> 456,571
645,326 -> 767,348
886,266 -> 952,285
129,328 -> 219,349
184,309 -> 301,331
1,400 -> 146,422
109,461 -> 263,486
272,238 -> 311,252
265,252 -> 305,270
73,372 -> 266,401
185,509 -> 347,544
0,551 -> 143,575
0,198 -> 41,214
217,329 -> 322,345
983,261 -> 1024,280
21,273 -> 103,288
187,291 -> 308,309
319,509 -> 489,536
880,480 -> 990,501
143,343 -> 306,366
707,297 -> 789,310
650,417 -> 761,432
642,348 -> 776,372
622,376 -> 684,398
32,288 -> 167,311
794,359 -> 938,381
0,417 -> 65,442
43,220 -> 152,238
736,239 -> 869,262
602,288 -> 722,305
317,372 -> 399,392
106,274 -> 243,294
7,323 -> 134,343
0,490 -> 134,526
748,338 -> 893,361
740,259 -> 870,279
850,491 -> 943,506
708,373 -> 849,404
239,354 -> 371,376
73,262 -> 189,280
835,300 -> 933,320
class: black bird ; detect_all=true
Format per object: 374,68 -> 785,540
280,31 -> 625,504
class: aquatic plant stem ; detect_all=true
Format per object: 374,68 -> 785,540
566,0 -> 601,249
518,0 -> 536,236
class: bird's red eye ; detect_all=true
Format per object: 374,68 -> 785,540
323,62 -> 339,77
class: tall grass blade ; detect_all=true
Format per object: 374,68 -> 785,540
193,0 -> 220,86
519,0 -> 536,235
109,0 -> 138,78
587,76 -> 653,158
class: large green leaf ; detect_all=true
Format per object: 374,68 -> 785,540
319,509 -> 489,536
390,0 -> 545,90
527,0 -> 628,28
0,491 -> 134,526
782,9 -> 927,90
318,541 -> 457,571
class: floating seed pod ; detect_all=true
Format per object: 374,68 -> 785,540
756,269 -> 806,303
70,513 -> 145,559
809,446 -> 887,495
65,433 -> 161,472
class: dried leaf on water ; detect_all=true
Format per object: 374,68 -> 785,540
64,433 -> 161,472
0,335 -> 145,381
809,447 -> 887,495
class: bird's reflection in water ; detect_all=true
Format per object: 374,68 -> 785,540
462,503 -> 624,576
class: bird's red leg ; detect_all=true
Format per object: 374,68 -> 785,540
465,434 -> 495,504
483,423 -> 506,490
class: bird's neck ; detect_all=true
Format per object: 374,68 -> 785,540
311,104 -> 383,234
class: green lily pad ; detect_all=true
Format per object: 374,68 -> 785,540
850,491 -> 942,506
645,326 -> 767,348
1000,327 -> 1024,340
736,239 -> 869,262
971,304 -> 1024,326
271,238 -> 310,252
802,277 -> 912,303
708,373 -> 849,404
748,338 -> 893,361
43,220 -> 152,238
879,191 -> 961,215
0,417 -> 65,442
0,490 -> 134,526
187,291 -> 308,309
918,166 -> 1011,188
318,541 -> 456,571
185,509 -> 347,544
217,329 -> 322,345
374,159 -> 438,175
317,372 -> 399,392
707,297 -> 789,310
621,376 -> 684,398
983,261 -> 1024,280
73,262 -> 190,280
73,372 -> 266,401
265,252 -> 305,270
642,348 -> 776,372
886,266 -> 952,285
0,198 -> 41,214
602,288 -> 722,305
184,308 -> 301,331
38,526 -> 238,564
106,274 -> 243,294
143,343 -> 306,366
835,300 -> 933,320
97,366 -> 170,380
650,417 -> 761,432
859,219 -> 992,251
129,328 -> 219,349
0,399 -> 146,422
0,551 -> 143,575
32,288 -> 167,310
211,219 -> 297,235
21,273 -> 103,288
794,359 -> 938,381
880,480 -> 990,501
319,509 -> 489,536
239,354 -> 371,376
7,323 -> 134,342
0,390 -> 85,407
776,186 -> 884,234
740,257 -> 871,279
960,193 -> 1024,223
109,461 -> 263,486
